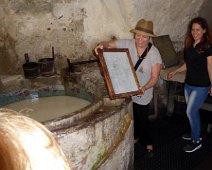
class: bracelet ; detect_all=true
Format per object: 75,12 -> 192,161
143,86 -> 147,91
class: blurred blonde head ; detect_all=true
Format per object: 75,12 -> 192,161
0,108 -> 71,170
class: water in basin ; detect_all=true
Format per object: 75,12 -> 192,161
3,96 -> 91,122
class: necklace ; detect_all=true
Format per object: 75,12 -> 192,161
137,46 -> 149,58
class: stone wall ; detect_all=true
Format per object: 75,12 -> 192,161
0,0 -> 209,75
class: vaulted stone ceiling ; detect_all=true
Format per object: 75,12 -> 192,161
0,0 -> 210,74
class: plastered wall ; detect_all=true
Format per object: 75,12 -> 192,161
0,0 -> 209,74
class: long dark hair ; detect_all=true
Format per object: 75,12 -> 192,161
184,17 -> 212,49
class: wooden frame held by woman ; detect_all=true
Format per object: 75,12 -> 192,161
97,48 -> 141,99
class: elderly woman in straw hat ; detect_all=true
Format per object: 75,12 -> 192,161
94,19 -> 162,154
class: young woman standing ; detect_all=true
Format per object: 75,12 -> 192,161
168,17 -> 212,153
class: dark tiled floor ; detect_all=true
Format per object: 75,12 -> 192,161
134,107 -> 212,170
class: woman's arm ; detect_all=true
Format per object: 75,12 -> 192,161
140,63 -> 161,93
167,63 -> 187,79
207,56 -> 212,95
94,41 -> 117,55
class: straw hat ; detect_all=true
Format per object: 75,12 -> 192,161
130,19 -> 156,37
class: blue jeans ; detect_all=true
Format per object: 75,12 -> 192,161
184,83 -> 210,141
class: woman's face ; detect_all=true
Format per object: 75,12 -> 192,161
191,23 -> 206,43
135,33 -> 150,48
